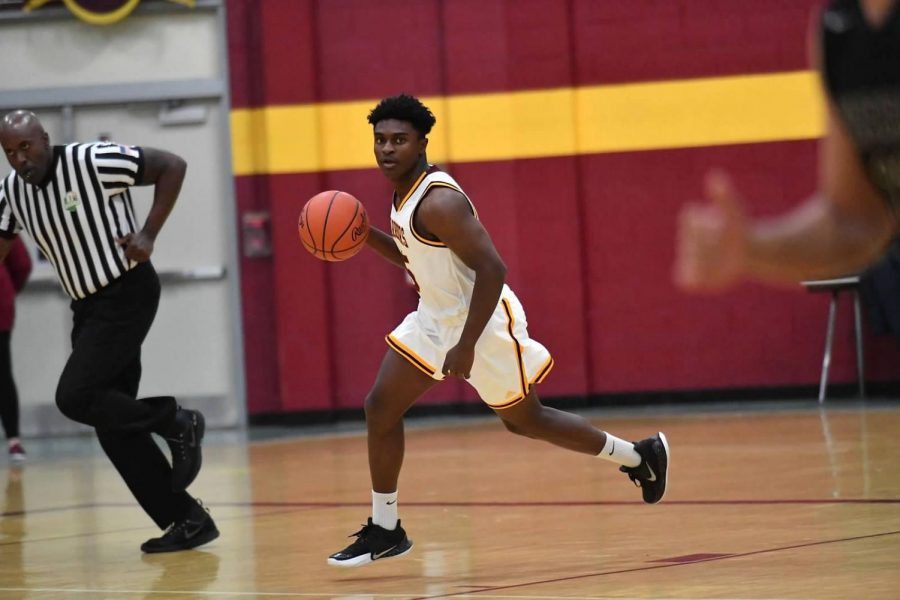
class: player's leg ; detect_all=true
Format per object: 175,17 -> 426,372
474,290 -> 670,503
495,386 -> 607,454
366,348 -> 437,493
328,347 -> 437,568
495,387 -> 669,503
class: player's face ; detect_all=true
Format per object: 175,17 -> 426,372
0,126 -> 51,184
373,120 -> 427,180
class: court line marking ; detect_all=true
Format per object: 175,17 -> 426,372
0,506 -> 300,548
409,530 -> 900,599
0,589 -> 792,599
5,496 -> 900,519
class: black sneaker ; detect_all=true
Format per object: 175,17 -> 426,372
620,432 -> 670,504
141,500 -> 219,553
327,518 -> 413,567
165,408 -> 205,492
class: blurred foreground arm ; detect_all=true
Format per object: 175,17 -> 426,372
675,101 -> 896,291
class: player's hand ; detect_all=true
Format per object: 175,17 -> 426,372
442,343 -> 475,379
117,231 -> 155,263
674,169 -> 749,292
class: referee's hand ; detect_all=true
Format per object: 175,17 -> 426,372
117,231 -> 155,263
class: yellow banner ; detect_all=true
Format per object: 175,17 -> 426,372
231,71 -> 825,176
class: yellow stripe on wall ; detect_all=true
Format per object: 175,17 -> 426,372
230,71 -> 824,176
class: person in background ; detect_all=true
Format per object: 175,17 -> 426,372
0,236 -> 31,464
675,0 -> 899,290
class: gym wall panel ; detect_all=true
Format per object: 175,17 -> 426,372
570,0 -> 816,85
580,141 -> 826,391
234,175 -> 281,414
439,0 -> 575,94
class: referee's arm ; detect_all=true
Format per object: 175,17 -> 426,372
135,148 -> 187,242
0,237 -> 11,263
118,148 -> 187,262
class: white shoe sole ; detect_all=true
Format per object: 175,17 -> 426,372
657,431 -> 670,502
327,543 -> 413,568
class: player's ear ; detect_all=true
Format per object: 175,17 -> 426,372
419,136 -> 428,155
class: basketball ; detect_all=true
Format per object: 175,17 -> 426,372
298,190 -> 369,262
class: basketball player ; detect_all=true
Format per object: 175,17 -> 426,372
327,94 -> 670,568
675,0 -> 899,290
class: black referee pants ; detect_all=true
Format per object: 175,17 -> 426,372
56,262 -> 193,529
0,331 -> 20,439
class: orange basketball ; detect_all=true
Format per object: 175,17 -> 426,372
298,190 -> 369,261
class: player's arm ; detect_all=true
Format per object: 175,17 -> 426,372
418,187 -> 507,378
120,147 -> 187,262
744,102 -> 896,281
365,226 -> 406,268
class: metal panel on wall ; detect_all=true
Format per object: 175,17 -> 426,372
1,1 -> 244,435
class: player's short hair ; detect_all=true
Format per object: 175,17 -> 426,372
368,94 -> 436,138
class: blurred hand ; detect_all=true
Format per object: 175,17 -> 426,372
674,170 -> 749,291
117,231 -> 155,263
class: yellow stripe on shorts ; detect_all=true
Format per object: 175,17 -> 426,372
500,298 -> 529,400
385,334 -> 437,377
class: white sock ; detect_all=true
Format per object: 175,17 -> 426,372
372,490 -> 398,530
597,433 -> 641,468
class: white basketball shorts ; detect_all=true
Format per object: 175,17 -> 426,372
385,288 -> 554,409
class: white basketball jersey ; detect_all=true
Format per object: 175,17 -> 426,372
390,166 -> 500,326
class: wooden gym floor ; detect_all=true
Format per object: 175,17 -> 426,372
0,399 -> 898,599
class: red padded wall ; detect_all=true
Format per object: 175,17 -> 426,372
228,0 -> 898,416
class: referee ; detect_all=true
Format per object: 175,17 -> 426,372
0,110 -> 218,553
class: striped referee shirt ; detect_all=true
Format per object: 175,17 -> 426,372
0,142 -> 144,300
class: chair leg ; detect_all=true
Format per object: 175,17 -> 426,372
853,290 -> 866,398
819,291 -> 839,404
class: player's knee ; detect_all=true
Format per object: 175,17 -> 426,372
499,412 -> 540,438
500,418 -> 525,436
364,391 -> 396,436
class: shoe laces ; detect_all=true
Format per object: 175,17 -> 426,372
161,520 -> 186,538
165,429 -> 188,458
348,522 -> 374,540
620,465 -> 644,488
163,500 -> 208,537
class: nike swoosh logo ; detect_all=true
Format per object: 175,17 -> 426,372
386,500 -> 396,505
608,440 -> 615,456
372,545 -> 397,560
645,464 -> 657,482
183,521 -> 204,539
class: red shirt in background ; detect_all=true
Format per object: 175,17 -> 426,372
0,238 -> 32,332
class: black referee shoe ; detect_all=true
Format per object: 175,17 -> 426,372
165,408 -> 205,492
141,500 -> 219,553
